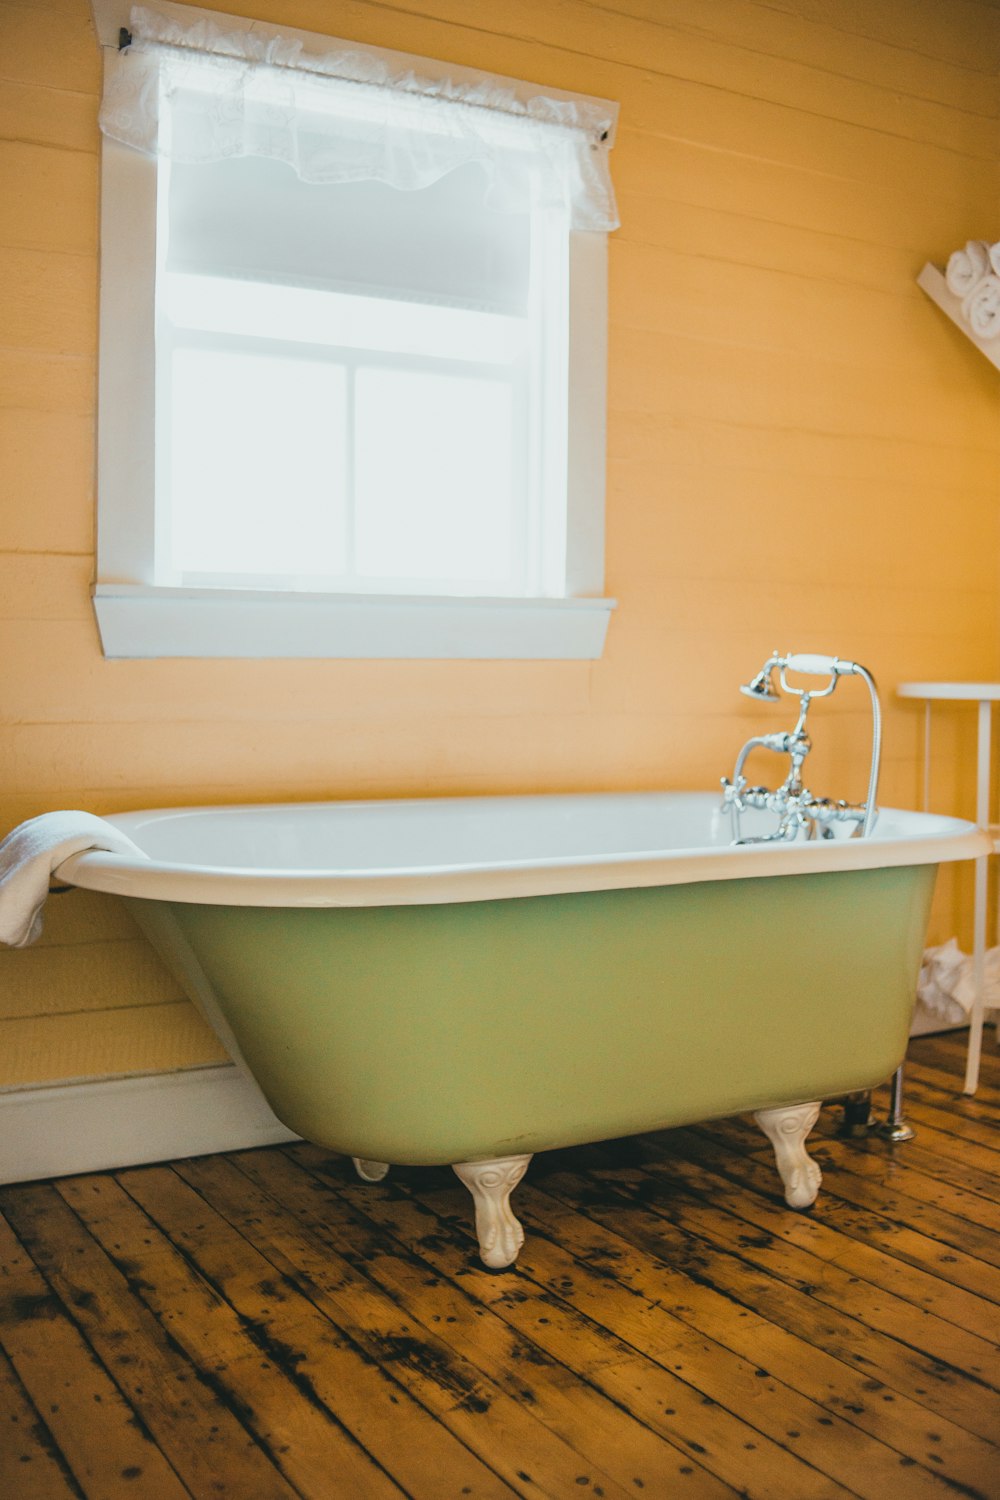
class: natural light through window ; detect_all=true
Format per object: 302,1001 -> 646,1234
354,368 -> 517,587
159,261 -> 534,595
168,348 -> 349,579
156,155 -> 553,597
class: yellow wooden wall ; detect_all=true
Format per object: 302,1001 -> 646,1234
1,0 -> 998,1088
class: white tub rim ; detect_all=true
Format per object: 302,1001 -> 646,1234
53,790 -> 990,908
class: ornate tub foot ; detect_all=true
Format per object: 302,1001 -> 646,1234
754,1102 -> 822,1209
453,1154 -> 532,1269
352,1157 -> 390,1182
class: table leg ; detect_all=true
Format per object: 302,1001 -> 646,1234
963,699 -> 992,1095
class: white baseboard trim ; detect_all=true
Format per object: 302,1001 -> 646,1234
0,1065 -> 300,1185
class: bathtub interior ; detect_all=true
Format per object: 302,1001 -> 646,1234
103,792 -> 937,875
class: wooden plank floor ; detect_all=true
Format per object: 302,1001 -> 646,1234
1,1033 -> 998,1498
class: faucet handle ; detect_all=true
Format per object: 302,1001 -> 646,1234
784,653 -> 845,676
720,775 -> 743,808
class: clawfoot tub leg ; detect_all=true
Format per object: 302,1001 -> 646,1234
754,1102 -> 822,1209
352,1157 -> 390,1182
453,1155 -> 532,1269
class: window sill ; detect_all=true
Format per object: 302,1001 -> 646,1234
92,584 -> 616,660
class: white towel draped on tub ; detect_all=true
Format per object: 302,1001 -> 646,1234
0,811 -> 146,948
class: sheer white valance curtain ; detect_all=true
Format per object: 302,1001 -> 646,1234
98,5 -> 619,232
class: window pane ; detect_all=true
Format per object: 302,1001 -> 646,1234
353,368 -> 517,587
168,349 -> 347,578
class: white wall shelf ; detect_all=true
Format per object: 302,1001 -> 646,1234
916,263 -> 1000,372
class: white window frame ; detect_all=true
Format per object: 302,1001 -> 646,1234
89,0 -> 617,660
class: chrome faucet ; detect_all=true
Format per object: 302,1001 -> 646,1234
722,652 -> 882,845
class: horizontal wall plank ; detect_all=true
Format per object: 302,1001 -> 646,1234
589,629 -> 998,723
605,461 -> 999,592
0,246 -> 96,356
609,248 -> 970,372
0,78 -> 98,152
607,410 -> 1000,487
603,578 -> 996,648
348,0 -> 998,154
615,198 -> 930,297
1,618 -> 993,742
1,612 -> 992,733
0,713 -> 612,794
0,0 -> 101,95
0,615 -> 593,722
0,938 -> 184,1020
0,554 -> 92,621
0,140 -> 97,253
271,0 -> 1000,106
0,679 -> 993,811
613,136 -> 999,257
615,107 -> 988,216
0,348 -> 95,414
0,410 -> 96,552
0,1002 -> 228,1088
761,0 -> 1000,73
607,329 -> 1000,449
1,0 -> 98,19
587,0 -> 1000,114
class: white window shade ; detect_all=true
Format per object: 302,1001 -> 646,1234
100,5 -> 619,231
165,157 -> 532,312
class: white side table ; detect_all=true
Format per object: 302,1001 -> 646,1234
897,682 -> 1000,1094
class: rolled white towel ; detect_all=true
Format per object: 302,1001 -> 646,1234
963,273 -> 1000,340
990,241 -> 1000,278
945,238 -> 991,297
0,811 -> 146,948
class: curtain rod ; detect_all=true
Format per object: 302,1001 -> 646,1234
115,26 -> 610,142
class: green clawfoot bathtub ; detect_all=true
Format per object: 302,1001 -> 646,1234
58,792 -> 987,1268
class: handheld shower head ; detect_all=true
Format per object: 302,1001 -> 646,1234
740,660 -> 781,702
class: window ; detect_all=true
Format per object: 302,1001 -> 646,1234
91,1 -> 618,658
